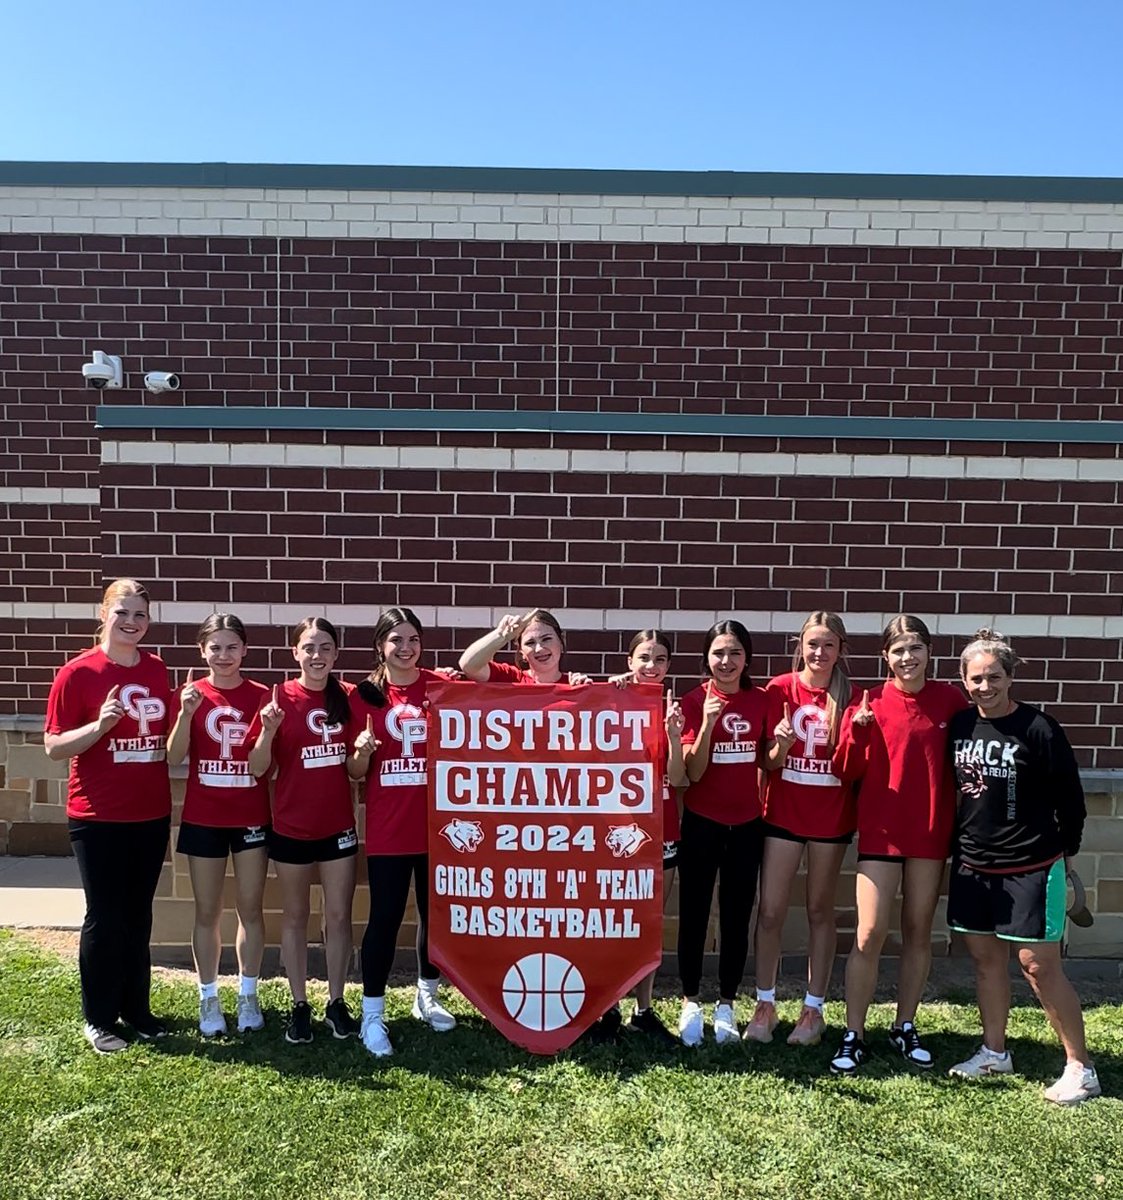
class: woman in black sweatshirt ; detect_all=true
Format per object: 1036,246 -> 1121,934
945,629 -> 1099,1106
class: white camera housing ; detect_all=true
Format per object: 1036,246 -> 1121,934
144,371 -> 181,395
81,351 -> 123,390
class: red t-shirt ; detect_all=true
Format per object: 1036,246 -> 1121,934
836,679 -> 970,858
247,678 -> 356,841
181,678 -> 271,828
680,683 -> 768,825
351,672 -> 438,856
763,673 -> 858,839
45,646 -> 172,822
487,661 -> 537,684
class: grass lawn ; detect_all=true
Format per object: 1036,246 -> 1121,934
0,930 -> 1120,1200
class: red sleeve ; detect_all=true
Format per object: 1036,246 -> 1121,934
45,662 -> 84,735
680,689 -> 704,745
832,706 -> 871,783
488,661 -> 527,683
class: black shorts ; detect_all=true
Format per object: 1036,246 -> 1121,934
269,827 -> 359,866
763,822 -> 853,846
176,821 -> 270,858
662,841 -> 680,869
947,858 -> 1066,943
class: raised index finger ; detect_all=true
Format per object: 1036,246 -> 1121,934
783,702 -> 791,723
366,713 -> 373,734
106,684 -> 119,702
271,684 -> 279,707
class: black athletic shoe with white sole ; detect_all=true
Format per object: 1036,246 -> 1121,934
629,1006 -> 678,1047
829,1030 -> 869,1075
324,998 -> 360,1040
127,1014 -> 168,1041
285,1001 -> 314,1044
888,1022 -> 933,1069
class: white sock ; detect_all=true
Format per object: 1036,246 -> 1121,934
418,976 -> 439,996
757,988 -> 776,1004
983,1044 -> 1008,1058
804,993 -> 825,1011
238,975 -> 257,998
362,996 -> 385,1020
199,981 -> 218,1000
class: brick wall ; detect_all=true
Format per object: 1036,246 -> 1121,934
1,170 -> 1121,955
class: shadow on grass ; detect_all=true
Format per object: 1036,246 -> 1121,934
145,999 -> 1123,1099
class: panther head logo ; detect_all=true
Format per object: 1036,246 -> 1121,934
604,823 -> 652,859
440,819 -> 485,853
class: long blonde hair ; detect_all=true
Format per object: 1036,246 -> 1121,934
95,578 -> 150,645
791,611 -> 850,748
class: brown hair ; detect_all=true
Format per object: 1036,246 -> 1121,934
290,616 -> 350,727
195,612 -> 248,646
960,628 -> 1022,679
701,619 -> 754,690
881,614 -> 933,679
515,609 -> 566,669
358,607 -> 424,708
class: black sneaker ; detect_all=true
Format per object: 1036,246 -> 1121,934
888,1021 -> 933,1069
126,1014 -> 168,1041
84,1022 -> 129,1054
829,1030 -> 869,1075
285,1001 -> 314,1044
589,1004 -> 623,1044
629,1006 -> 678,1047
324,998 -> 360,1040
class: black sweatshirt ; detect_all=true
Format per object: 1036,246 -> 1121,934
949,703 -> 1085,871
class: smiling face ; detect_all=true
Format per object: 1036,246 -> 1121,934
101,593 -> 150,654
519,620 -> 563,682
962,652 -> 1015,718
380,621 -> 422,680
885,633 -> 929,693
291,628 -> 338,689
800,625 -> 840,685
628,638 -> 670,685
200,629 -> 247,685
707,634 -> 746,694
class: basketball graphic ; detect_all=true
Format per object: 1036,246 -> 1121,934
502,953 -> 586,1032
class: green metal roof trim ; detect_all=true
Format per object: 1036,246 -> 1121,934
5,161 -> 1123,202
95,406 -> 1123,443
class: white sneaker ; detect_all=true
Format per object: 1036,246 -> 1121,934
678,1000 -> 704,1047
198,995 -> 227,1037
713,1003 -> 739,1045
236,994 -> 265,1033
412,987 -> 457,1032
949,1045 -> 1014,1078
1044,1062 -> 1101,1106
361,1013 -> 394,1058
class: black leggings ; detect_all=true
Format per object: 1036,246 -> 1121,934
676,811 -> 763,999
361,853 -> 437,997
69,816 -> 170,1028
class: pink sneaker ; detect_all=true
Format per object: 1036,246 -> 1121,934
786,1005 -> 826,1047
742,999 -> 779,1044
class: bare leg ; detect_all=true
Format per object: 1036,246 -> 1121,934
275,862 -> 314,1003
319,855 -> 357,1002
896,858 -> 944,1026
843,860 -> 900,1036
232,847 -> 268,979
187,855 -> 227,985
1017,943 -> 1091,1065
753,838 -> 804,992
804,841 -> 848,999
963,933 -> 1010,1052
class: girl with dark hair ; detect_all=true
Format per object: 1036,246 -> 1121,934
746,611 -> 859,1049
166,613 -> 271,1037
828,614 -> 969,1075
595,630 -> 687,1045
457,609 -> 592,685
348,607 -> 457,1059
945,630 -> 1098,1105
247,617 -> 358,1046
676,619 -> 767,1047
45,579 -> 172,1053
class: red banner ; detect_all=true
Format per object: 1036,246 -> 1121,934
426,681 -> 665,1054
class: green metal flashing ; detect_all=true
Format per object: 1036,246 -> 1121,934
5,160 -> 1123,203
95,406 -> 1123,444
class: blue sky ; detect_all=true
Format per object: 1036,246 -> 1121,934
6,1 -> 1122,175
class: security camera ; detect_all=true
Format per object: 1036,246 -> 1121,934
81,351 -> 123,390
144,371 -> 181,395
